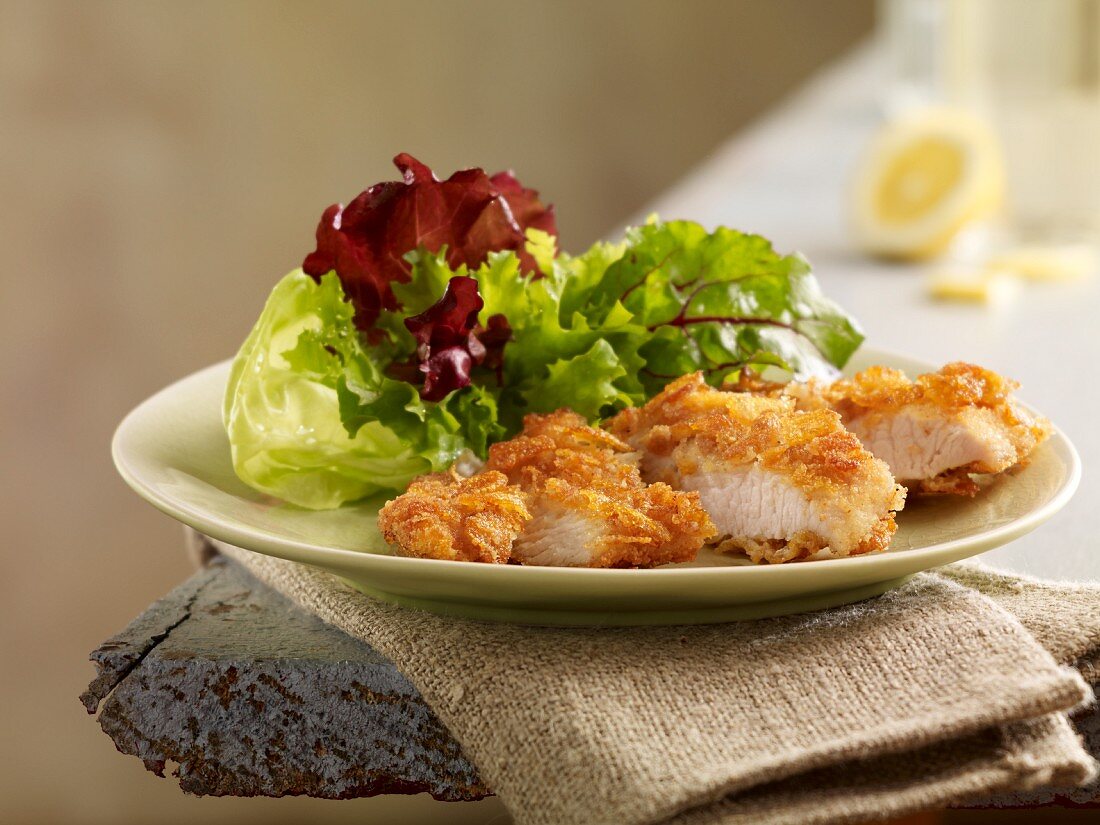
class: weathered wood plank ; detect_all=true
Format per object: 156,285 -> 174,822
84,551 -> 1099,807
83,557 -> 488,801
81,562 -> 219,714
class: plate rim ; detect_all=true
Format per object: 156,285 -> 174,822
112,347 -> 1082,586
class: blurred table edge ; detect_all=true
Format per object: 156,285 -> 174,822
82,536 -> 1099,806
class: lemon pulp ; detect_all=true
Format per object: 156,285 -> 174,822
875,137 -> 965,225
850,108 -> 1004,260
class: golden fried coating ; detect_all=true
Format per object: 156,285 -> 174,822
489,408 -> 714,567
628,480 -> 717,562
713,517 -> 896,565
607,372 -> 791,443
519,409 -> 633,453
516,477 -> 715,568
792,362 -> 1033,415
380,407 -> 715,568
610,374 -> 899,495
486,409 -> 641,492
606,372 -> 904,563
643,406 -> 882,496
766,362 -> 1051,494
377,470 -> 530,564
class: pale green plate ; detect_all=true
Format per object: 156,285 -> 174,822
112,348 -> 1080,626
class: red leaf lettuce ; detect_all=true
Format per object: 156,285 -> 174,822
403,276 -> 486,401
302,153 -> 556,330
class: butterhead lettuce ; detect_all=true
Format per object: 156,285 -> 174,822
224,270 -> 496,508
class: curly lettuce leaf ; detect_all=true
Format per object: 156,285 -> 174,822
474,251 -> 529,324
396,247 -> 529,327
550,239 -> 628,320
500,297 -> 647,423
385,244 -> 646,426
538,339 -> 634,415
436,383 -> 506,456
523,227 -> 558,276
595,220 -> 864,388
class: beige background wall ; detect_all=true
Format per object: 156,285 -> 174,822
0,1 -> 872,822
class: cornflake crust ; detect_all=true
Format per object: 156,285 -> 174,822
607,372 -> 905,564
377,470 -> 530,564
753,362 -> 1051,496
379,408 -> 715,568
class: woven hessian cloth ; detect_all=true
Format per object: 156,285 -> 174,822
211,538 -> 1100,825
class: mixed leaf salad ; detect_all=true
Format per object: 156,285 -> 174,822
225,154 -> 864,508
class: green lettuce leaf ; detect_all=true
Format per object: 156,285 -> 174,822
524,227 -> 558,277
538,339 -> 633,415
382,244 -> 647,428
594,219 -> 864,387
472,251 -> 528,324
224,270 -> 475,509
225,219 -> 864,509
551,239 -> 627,320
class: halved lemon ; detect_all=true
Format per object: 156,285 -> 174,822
850,108 -> 1005,260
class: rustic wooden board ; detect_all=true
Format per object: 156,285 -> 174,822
81,557 -> 488,801
83,553 -> 1098,806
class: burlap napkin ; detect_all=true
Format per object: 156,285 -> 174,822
208,536 -> 1099,825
